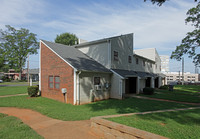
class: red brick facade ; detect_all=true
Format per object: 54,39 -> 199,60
41,42 -> 74,104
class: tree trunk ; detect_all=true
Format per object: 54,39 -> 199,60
19,69 -> 22,80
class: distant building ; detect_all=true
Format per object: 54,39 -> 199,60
160,55 -> 169,73
165,72 -> 200,83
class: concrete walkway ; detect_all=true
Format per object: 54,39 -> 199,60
0,93 -> 27,98
1,106 -> 200,139
0,107 -> 98,139
132,95 -> 200,106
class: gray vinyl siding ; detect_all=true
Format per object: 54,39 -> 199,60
110,73 -> 123,99
76,42 -> 110,69
79,72 -> 111,104
133,56 -> 154,73
111,33 -> 134,70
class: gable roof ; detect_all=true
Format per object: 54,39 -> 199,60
134,48 -> 156,61
111,69 -> 156,79
41,40 -> 111,73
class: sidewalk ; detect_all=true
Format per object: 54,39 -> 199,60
131,95 -> 200,106
0,107 -> 98,139
0,93 -> 27,98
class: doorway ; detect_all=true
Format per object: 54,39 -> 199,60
125,77 -> 137,94
145,77 -> 151,87
155,77 -> 159,88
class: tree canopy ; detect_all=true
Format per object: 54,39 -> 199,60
144,0 -> 198,6
0,25 -> 38,79
171,2 -> 200,66
55,32 -> 79,46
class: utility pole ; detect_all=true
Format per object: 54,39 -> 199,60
27,55 -> 29,85
182,57 -> 184,85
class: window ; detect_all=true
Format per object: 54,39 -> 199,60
114,51 -> 118,61
54,76 -> 60,89
136,58 -> 139,64
150,63 -> 152,68
49,76 -> 53,89
128,56 -> 132,63
143,60 -> 145,66
94,77 -> 100,85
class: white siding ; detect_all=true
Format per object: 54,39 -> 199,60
110,73 -> 123,99
77,42 -> 110,68
79,72 -> 111,104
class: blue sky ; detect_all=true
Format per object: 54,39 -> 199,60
0,0 -> 198,73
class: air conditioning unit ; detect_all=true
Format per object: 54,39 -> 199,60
95,85 -> 102,90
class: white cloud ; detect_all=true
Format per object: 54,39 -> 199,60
0,0 -> 45,28
0,0 -> 197,72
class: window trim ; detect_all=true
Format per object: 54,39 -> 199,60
143,60 -> 145,66
94,76 -> 101,85
114,51 -> 118,61
136,58 -> 139,64
54,76 -> 60,90
48,75 -> 54,89
128,56 -> 132,63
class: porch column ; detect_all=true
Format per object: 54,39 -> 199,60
151,77 -> 154,88
136,77 -> 140,94
165,77 -> 167,85
158,77 -> 162,88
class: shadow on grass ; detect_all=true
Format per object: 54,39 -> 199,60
86,97 -> 194,114
135,109 -> 200,126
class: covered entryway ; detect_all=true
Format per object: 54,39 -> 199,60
145,77 -> 151,87
125,77 -> 137,94
155,77 -> 159,88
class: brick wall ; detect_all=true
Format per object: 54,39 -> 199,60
41,42 -> 74,104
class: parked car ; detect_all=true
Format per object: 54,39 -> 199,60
0,79 -> 3,83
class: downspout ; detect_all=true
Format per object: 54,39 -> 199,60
76,71 -> 81,105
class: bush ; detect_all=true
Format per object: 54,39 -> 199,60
159,85 -> 168,90
27,86 -> 39,97
143,87 -> 154,95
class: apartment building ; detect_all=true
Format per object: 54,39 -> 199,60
166,72 -> 200,83
40,33 -> 166,104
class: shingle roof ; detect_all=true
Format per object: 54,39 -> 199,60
42,40 -> 111,73
111,69 -> 156,79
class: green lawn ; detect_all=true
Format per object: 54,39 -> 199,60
0,113 -> 43,139
0,82 -> 38,85
139,85 -> 200,103
175,85 -> 200,93
108,109 -> 200,139
0,95 -> 195,121
0,86 -> 28,96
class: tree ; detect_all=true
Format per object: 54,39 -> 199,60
0,25 -> 38,79
144,0 -> 198,6
171,2 -> 200,66
55,32 -> 79,46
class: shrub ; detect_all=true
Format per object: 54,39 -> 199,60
27,86 -> 39,97
143,87 -> 154,95
159,85 -> 168,90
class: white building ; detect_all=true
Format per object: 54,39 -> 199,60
166,72 -> 200,83
160,55 -> 169,73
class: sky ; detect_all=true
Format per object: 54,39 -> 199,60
0,0 -> 199,73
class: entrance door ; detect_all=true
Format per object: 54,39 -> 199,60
125,77 -> 137,94
155,77 -> 159,88
145,77 -> 151,87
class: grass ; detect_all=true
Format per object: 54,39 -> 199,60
139,85 -> 200,103
0,113 -> 43,139
0,95 -> 195,121
108,109 -> 200,139
0,86 -> 28,96
0,82 -> 38,85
